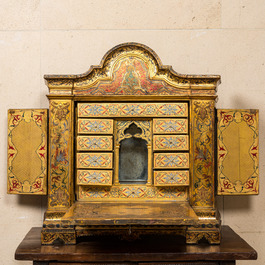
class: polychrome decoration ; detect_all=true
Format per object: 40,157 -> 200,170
8,43 -> 259,244
78,103 -> 188,117
153,119 -> 188,134
77,153 -> 113,169
154,153 -> 189,169
154,171 -> 189,186
153,135 -> 189,151
25,43 -> 232,245
49,100 -> 72,208
217,109 -> 259,195
7,109 -> 47,194
9,43 -> 259,246
77,170 -> 113,186
77,136 -> 113,151
78,119 -> 114,134
190,100 -> 215,207
79,186 -> 187,201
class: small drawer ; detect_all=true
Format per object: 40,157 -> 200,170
77,136 -> 113,151
154,170 -> 189,186
78,103 -> 188,117
153,135 -> 189,151
78,119 -> 113,134
153,153 -> 189,169
76,153 -> 113,169
153,119 -> 188,134
77,170 -> 112,186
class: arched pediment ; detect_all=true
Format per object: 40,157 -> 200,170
45,42 -> 220,97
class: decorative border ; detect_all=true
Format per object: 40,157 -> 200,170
78,103 -> 188,118
7,109 -> 47,194
79,186 -> 187,201
217,109 -> 259,195
154,171 -> 189,186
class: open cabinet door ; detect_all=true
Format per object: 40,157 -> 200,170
7,109 -> 48,194
217,109 -> 259,195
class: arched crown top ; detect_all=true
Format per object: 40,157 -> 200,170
45,42 -> 220,97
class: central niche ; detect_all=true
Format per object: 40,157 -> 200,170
115,120 -> 152,184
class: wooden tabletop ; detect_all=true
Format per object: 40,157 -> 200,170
15,226 -> 257,262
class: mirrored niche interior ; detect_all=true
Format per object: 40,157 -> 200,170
118,123 -> 148,184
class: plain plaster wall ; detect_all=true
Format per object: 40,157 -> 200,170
0,1 -> 264,264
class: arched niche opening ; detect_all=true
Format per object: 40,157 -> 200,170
118,123 -> 148,184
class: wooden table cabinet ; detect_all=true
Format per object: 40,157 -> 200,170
8,43 -> 259,245
15,226 -> 257,265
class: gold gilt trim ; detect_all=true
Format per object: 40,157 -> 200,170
116,120 -> 151,144
45,43 -> 220,96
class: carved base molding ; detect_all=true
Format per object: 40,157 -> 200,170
41,228 -> 76,245
41,225 -> 221,245
41,206 -> 221,245
186,228 -> 221,244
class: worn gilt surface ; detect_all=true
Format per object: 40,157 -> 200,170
45,43 -> 220,96
7,109 -> 47,194
217,109 -> 259,195
62,202 -> 197,225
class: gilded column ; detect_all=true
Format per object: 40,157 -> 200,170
47,99 -> 74,210
186,99 -> 220,244
189,100 -> 215,208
